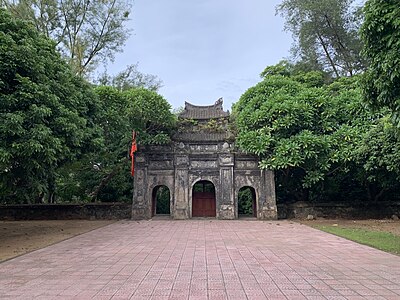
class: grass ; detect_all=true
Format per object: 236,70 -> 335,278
312,225 -> 400,255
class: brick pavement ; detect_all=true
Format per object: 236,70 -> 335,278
0,220 -> 399,299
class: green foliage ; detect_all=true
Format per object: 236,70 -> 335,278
0,8 -> 175,204
277,0 -> 365,77
155,186 -> 170,215
238,188 -> 254,215
94,86 -> 175,158
178,118 -> 198,129
2,0 -> 132,75
97,63 -> 163,92
125,88 -> 176,145
260,60 -> 293,78
313,225 -> 400,255
359,119 -> 400,180
0,9 -> 101,203
199,118 -> 228,133
260,60 -> 328,87
56,86 -> 176,203
233,63 -> 382,201
354,117 -> 400,201
361,0 -> 400,126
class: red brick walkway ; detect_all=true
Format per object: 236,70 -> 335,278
0,220 -> 399,299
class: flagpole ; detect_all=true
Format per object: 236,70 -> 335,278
130,130 -> 137,177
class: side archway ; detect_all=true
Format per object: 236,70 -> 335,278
238,186 -> 256,218
192,180 -> 216,217
151,185 -> 171,216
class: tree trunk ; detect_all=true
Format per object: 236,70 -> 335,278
366,183 -> 387,202
323,14 -> 354,76
316,32 -> 340,77
47,175 -> 56,203
300,188 -> 310,202
366,184 -> 373,202
89,165 -> 122,202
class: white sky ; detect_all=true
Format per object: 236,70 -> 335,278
107,0 -> 292,110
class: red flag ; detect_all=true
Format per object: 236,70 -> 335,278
130,130 -> 137,176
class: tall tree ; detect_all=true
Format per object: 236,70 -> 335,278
97,63 -> 163,92
1,0 -> 131,76
233,63 -> 378,202
0,9 -> 101,203
56,86 -> 176,202
277,0 -> 366,77
361,0 -> 400,126
356,117 -> 400,202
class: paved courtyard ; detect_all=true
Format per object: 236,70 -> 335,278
0,220 -> 399,299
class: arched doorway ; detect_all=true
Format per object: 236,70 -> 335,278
152,185 -> 171,216
192,180 -> 216,217
238,186 -> 256,218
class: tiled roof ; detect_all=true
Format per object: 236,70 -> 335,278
173,132 -> 232,142
179,98 -> 230,120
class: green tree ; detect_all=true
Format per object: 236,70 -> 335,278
97,63 -> 163,92
155,186 -> 170,215
356,117 -> 400,201
57,87 -> 176,202
361,0 -> 400,126
0,9 -> 101,203
125,88 -> 176,145
277,0 -> 365,77
1,0 -> 131,76
238,188 -> 254,215
233,64 -> 375,201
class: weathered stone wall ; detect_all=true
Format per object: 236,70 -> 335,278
234,156 -> 262,219
234,156 -> 277,220
278,201 -> 400,219
0,203 -> 131,220
4,202 -> 397,221
132,143 -> 278,220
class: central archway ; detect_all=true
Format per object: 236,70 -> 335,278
192,180 -> 216,217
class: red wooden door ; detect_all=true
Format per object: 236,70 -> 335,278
192,191 -> 216,217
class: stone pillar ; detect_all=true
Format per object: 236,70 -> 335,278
132,153 -> 150,219
218,154 -> 235,219
174,154 -> 189,219
259,170 -> 278,220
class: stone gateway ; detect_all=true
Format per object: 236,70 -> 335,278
132,99 -> 277,220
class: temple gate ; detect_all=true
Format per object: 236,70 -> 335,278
132,99 -> 277,220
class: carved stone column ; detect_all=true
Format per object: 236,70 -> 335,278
218,153 -> 235,219
259,170 -> 277,220
174,154 -> 189,219
132,153 -> 149,219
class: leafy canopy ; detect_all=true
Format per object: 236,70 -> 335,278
361,0 -> 400,126
1,0 -> 131,76
56,86 -> 176,202
0,9 -> 101,202
233,64 -> 374,189
277,0 -> 365,77
97,63 -> 163,92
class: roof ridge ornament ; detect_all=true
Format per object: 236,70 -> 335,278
184,97 -> 224,109
179,98 -> 229,120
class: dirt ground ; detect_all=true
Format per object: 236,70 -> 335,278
0,220 -> 115,262
300,218 -> 400,236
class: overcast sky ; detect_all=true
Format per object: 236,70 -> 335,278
107,0 -> 292,110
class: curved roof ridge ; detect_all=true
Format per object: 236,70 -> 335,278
179,98 -> 229,120
184,97 -> 223,109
